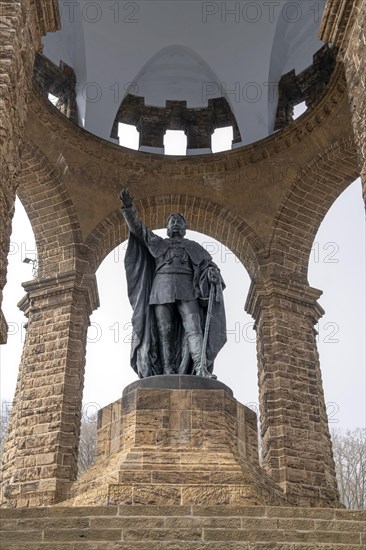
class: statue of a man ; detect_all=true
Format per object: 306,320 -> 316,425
120,189 -> 226,379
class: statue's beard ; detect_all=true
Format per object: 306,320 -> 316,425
167,228 -> 186,238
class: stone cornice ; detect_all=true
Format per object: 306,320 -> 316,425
18,272 -> 99,316
245,280 -> 324,323
319,0 -> 363,53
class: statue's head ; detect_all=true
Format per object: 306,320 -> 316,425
166,213 -> 187,238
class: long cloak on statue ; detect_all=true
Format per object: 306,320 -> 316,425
124,227 -> 227,378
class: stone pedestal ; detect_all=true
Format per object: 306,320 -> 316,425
65,376 -> 284,506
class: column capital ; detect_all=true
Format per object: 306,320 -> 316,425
245,279 -> 324,324
18,272 -> 99,316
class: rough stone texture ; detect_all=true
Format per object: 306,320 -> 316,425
1,274 -> 99,507
245,282 -> 339,507
319,0 -> 366,205
0,505 -> 365,549
1,63 -> 360,507
274,45 -> 337,130
0,0 -> 60,344
33,53 -> 78,124
111,95 -> 240,151
61,382 -> 284,506
1,0 -> 364,509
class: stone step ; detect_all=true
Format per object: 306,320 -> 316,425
1,505 -> 365,549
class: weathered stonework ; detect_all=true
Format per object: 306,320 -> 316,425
275,45 -> 338,130
60,379 -> 284,507
1,60 -> 359,507
33,53 -> 78,124
0,0 -> 60,343
111,95 -> 240,152
1,505 -> 365,548
245,281 -> 339,507
319,0 -> 366,204
1,0 -> 364,515
1,273 -> 99,507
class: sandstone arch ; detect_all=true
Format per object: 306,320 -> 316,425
18,141 -> 83,279
84,195 -> 263,281
268,138 -> 359,283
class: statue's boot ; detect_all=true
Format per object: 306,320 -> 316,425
156,319 -> 176,374
183,313 -> 216,379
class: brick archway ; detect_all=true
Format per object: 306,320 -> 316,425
84,194 -> 263,281
18,141 -> 83,279
267,138 -> 360,283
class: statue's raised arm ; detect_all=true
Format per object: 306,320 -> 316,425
119,192 -> 226,380
119,188 -> 156,244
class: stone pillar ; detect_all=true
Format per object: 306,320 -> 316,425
1,272 -> 99,507
245,281 -> 340,507
319,0 -> 366,204
0,1 -> 60,343
185,113 -> 213,155
137,116 -> 168,154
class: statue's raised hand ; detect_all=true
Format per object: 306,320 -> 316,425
120,188 -> 134,208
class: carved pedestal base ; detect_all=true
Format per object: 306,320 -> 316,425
64,376 -> 284,506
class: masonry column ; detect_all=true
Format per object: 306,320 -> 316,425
1,272 -> 99,507
137,116 -> 168,154
0,1 -> 60,343
245,280 -> 340,507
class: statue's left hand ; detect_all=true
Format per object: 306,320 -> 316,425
208,267 -> 221,285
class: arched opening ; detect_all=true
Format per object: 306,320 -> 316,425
84,230 -> 257,411
117,123 -> 139,150
293,101 -> 307,119
308,178 -> 365,430
211,126 -> 233,153
48,93 -> 59,106
164,130 -> 187,155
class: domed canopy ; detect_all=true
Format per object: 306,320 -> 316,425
43,0 -> 326,146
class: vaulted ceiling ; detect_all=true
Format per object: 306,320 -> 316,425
42,0 -> 326,146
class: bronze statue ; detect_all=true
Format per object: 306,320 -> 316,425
120,189 -> 226,379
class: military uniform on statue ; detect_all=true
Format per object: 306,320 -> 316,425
120,189 -> 226,380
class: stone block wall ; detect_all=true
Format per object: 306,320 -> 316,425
64,380 -> 284,507
0,505 -> 365,549
1,274 -> 99,507
246,282 -> 339,507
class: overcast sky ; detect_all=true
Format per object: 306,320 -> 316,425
0,122 -> 365,431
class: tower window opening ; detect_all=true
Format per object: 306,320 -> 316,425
164,130 -> 187,156
211,126 -> 233,153
293,101 -> 307,120
118,123 -> 139,150
48,93 -> 59,106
